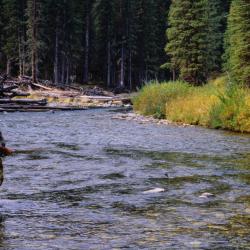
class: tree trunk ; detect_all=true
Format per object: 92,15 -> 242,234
66,59 -> 69,85
54,27 -> 59,84
6,59 -> 11,76
173,70 -> 176,81
19,0 -> 26,77
61,55 -> 65,84
18,33 -> 23,77
129,49 -> 132,91
31,0 -> 37,83
107,40 -> 111,88
83,12 -> 90,83
120,44 -> 125,87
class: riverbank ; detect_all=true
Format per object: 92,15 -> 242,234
5,84 -> 132,112
28,88 -> 132,109
133,76 -> 250,133
0,75 -> 133,112
112,112 -> 193,127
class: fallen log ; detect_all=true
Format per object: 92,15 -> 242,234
9,91 -> 30,98
0,98 -> 47,105
0,106 -> 87,112
31,82 -> 52,90
2,85 -> 18,92
0,74 -> 7,88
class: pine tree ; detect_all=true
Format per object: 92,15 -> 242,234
0,0 -> 171,88
225,0 -> 250,86
93,0 -> 116,87
0,0 -> 5,72
205,0 -> 223,75
132,0 -> 164,84
165,0 -> 223,84
2,0 -> 26,76
26,0 -> 46,82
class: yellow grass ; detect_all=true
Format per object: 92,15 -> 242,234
133,76 -> 250,133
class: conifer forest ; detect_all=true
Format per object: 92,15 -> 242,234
1,1 -> 250,249
1,0 -> 249,89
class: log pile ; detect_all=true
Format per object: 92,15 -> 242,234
0,74 -> 30,98
0,74 -> 87,112
2,74 -> 53,91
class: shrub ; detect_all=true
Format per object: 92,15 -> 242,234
133,81 -> 190,118
210,85 -> 250,132
166,85 -> 219,126
133,77 -> 250,133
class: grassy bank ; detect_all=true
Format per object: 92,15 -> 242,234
133,77 -> 250,133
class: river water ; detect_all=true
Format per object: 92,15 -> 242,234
0,109 -> 250,249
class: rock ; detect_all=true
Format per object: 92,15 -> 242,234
143,188 -> 165,194
199,192 -> 215,198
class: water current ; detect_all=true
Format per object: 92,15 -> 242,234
0,109 -> 249,249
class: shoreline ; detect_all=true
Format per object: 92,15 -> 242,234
112,112 -> 194,128
114,111 -> 250,135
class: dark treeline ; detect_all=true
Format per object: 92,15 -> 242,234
0,0 -> 249,88
0,0 -> 169,89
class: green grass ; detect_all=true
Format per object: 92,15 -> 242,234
133,76 -> 250,133
133,81 -> 190,118
209,84 -> 250,132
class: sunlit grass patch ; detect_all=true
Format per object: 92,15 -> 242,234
133,81 -> 190,118
166,86 -> 219,126
210,85 -> 250,132
133,76 -> 250,133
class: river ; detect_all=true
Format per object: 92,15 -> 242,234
0,109 -> 250,249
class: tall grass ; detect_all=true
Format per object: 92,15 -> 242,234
133,81 -> 190,118
133,76 -> 250,133
166,84 -> 219,126
210,85 -> 250,132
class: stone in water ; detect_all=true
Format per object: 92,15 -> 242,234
143,188 -> 165,194
199,192 -> 215,198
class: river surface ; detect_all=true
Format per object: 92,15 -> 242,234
0,109 -> 250,249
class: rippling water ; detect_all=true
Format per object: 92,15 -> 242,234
0,109 -> 250,249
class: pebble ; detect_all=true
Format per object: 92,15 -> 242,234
143,188 -> 165,194
112,112 -> 194,127
199,192 -> 215,198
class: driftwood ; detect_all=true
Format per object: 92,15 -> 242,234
0,74 -> 30,98
0,75 -> 87,112
1,75 -> 52,91
0,98 -> 47,105
9,91 -> 30,98
0,74 -> 7,88
30,82 -> 52,90
0,74 -> 51,112
0,106 -> 87,112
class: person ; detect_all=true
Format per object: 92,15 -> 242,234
0,131 -> 12,185
0,131 -> 5,147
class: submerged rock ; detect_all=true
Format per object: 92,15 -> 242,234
143,188 -> 165,194
199,192 -> 215,198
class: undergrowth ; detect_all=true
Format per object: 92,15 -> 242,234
133,76 -> 250,133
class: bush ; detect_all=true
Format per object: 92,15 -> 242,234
133,81 -> 190,118
133,76 -> 250,133
166,85 -> 219,126
210,85 -> 250,132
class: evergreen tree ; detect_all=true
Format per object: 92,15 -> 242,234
26,0 -> 46,82
0,0 -> 172,88
2,0 -> 26,76
0,0 -> 5,72
93,0 -> 116,87
225,0 -> 250,86
205,0 -> 223,75
165,0 -> 223,84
